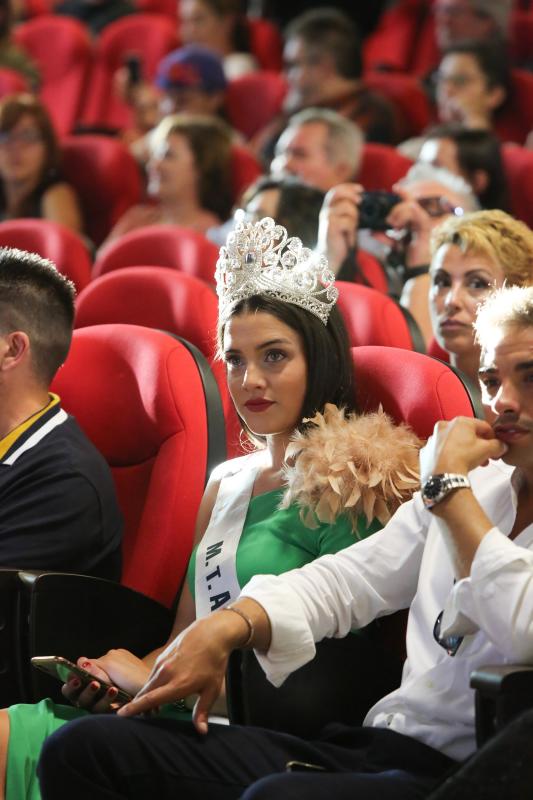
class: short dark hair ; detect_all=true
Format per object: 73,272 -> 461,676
285,7 -> 362,80
218,294 -> 356,444
241,175 -> 325,248
423,123 -> 509,211
0,247 -> 75,384
441,39 -> 510,95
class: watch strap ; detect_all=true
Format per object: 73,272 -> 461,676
422,473 -> 471,509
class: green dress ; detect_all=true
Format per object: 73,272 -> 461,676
6,489 -> 380,800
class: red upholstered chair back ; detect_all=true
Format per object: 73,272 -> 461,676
0,67 -> 29,97
230,144 -> 263,200
337,282 -> 424,351
51,324 -> 225,607
61,135 -> 143,246
76,267 -> 218,358
427,336 -> 450,362
352,345 -> 478,439
0,219 -> 92,291
502,144 -> 533,228
494,70 -> 533,146
247,17 -> 283,71
358,143 -> 412,191
13,16 -> 92,135
75,266 -> 243,459
93,224 -> 219,285
355,251 -> 390,294
80,13 -> 178,130
226,72 -> 287,139
365,72 -> 434,138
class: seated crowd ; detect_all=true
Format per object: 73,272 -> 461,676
2,1 -> 533,798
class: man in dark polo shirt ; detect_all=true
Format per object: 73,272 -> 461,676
0,247 -> 122,579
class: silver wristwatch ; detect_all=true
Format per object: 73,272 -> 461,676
421,473 -> 471,509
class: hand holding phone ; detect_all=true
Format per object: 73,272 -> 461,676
31,656 -> 133,707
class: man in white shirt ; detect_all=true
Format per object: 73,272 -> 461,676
38,285 -> 533,799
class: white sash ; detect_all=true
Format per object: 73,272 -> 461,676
195,452 -> 265,619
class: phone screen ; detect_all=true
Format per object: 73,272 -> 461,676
31,656 -> 133,704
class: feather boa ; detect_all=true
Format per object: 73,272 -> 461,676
280,403 -> 421,533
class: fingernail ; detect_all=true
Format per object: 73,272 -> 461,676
71,678 -> 81,688
90,682 -> 99,692
80,661 -> 91,668
107,687 -> 118,697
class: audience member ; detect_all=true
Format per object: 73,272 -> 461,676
101,113 -> 234,247
253,7 -> 405,162
270,108 -> 363,193
429,209 -> 533,384
0,217 -> 421,799
433,40 -> 509,132
0,246 -> 122,576
0,0 -> 39,87
0,94 -> 83,233
124,45 -> 229,164
55,0 -> 134,36
36,281 -> 533,800
317,163 -> 478,335
434,0 -> 512,53
417,124 -> 509,211
179,0 -> 257,79
240,174 -> 325,247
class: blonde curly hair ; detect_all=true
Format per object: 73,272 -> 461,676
430,209 -> 533,287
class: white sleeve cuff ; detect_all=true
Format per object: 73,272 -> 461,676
239,574 -> 317,687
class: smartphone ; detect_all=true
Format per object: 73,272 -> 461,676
31,656 -> 133,705
124,53 -> 142,86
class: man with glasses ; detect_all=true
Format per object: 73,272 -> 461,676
434,0 -> 512,52
315,162 -> 479,343
38,283 -> 533,798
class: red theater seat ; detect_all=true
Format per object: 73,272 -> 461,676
226,72 -> 287,140
358,143 -> 412,191
353,345 -> 478,439
75,266 -> 243,456
61,135 -> 143,246
230,144 -> 263,199
93,224 -> 219,285
0,219 -> 91,291
13,15 -> 92,135
247,17 -> 283,72
81,13 -> 178,130
337,282 -> 424,351
501,143 -> 533,229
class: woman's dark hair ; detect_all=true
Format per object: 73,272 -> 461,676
218,294 -> 356,444
241,176 -> 325,248
423,123 -> 510,211
158,113 -> 233,221
0,94 -> 61,218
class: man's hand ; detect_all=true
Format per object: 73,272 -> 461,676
420,417 -> 508,484
117,599 -> 271,734
386,186 -> 433,269
317,183 -> 363,276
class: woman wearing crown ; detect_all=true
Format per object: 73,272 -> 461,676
1,218 -> 421,800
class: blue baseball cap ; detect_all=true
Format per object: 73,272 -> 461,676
155,45 -> 227,94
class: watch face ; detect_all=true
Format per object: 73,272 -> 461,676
424,476 -> 443,499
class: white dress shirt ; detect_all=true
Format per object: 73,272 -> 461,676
240,459 -> 533,761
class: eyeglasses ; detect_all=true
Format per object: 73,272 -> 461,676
417,196 -> 464,218
0,129 -> 43,147
436,72 -> 478,89
433,610 -> 464,656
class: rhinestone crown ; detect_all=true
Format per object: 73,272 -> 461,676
215,215 -> 338,325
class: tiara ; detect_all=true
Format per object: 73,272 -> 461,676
215,215 -> 338,325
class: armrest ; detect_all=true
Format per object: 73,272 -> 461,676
470,664 -> 533,747
16,571 -> 174,704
